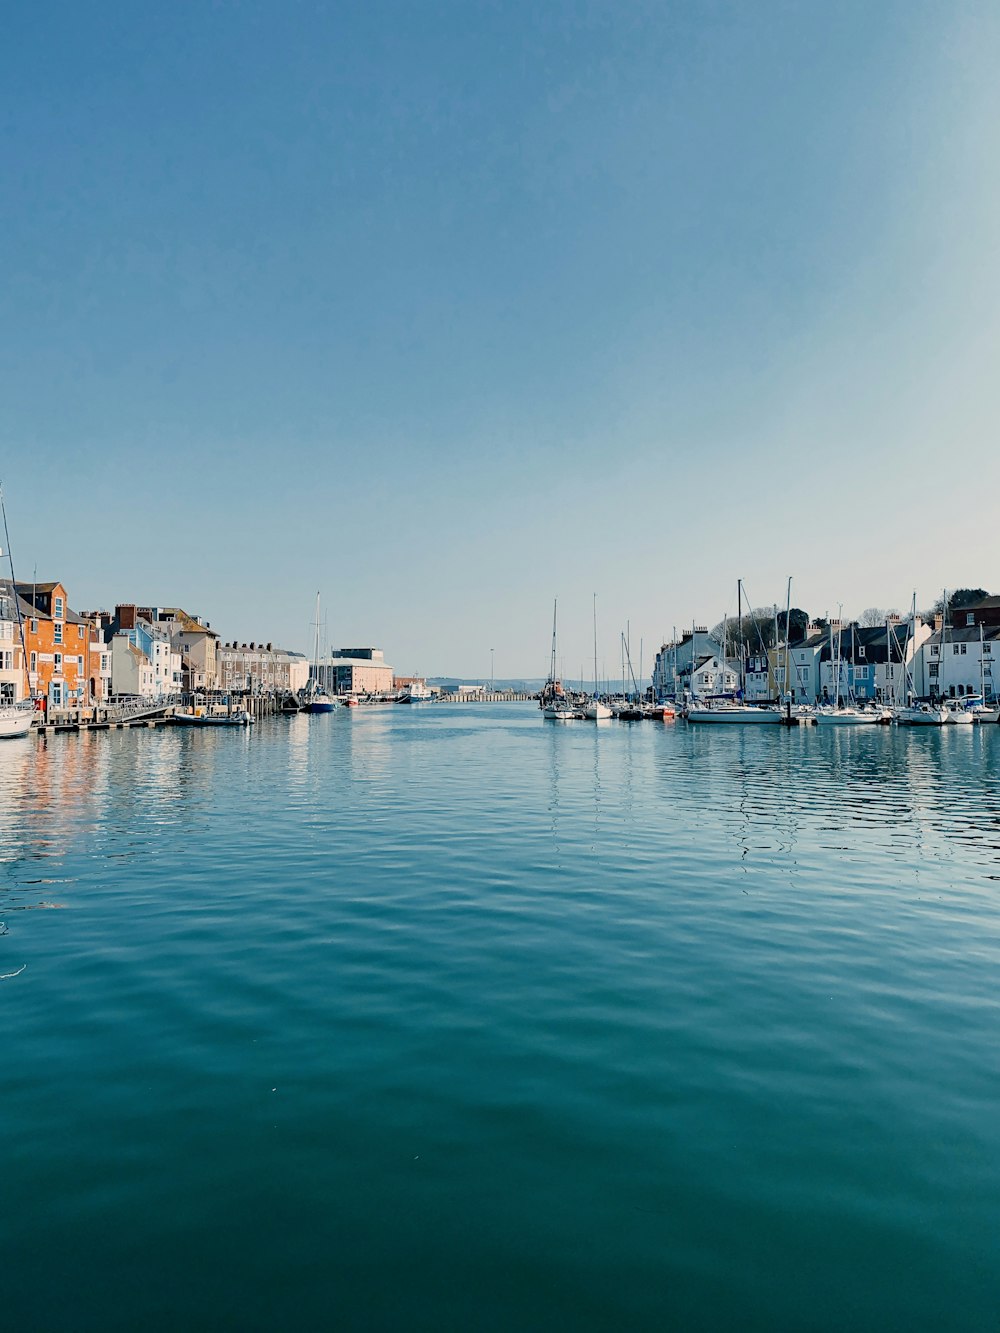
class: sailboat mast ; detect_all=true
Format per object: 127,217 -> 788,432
593,593 -> 599,697
550,598 -> 558,684
312,591 -> 322,684
784,576 -> 792,706
0,483 -> 30,700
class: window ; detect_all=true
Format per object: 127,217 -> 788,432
985,644 -> 992,654
30,652 -> 36,672
53,597 -> 64,619
961,644 -> 967,655
930,645 -> 939,657
953,644 -> 960,654
857,646 -> 865,658
30,618 -> 37,633
967,613 -> 975,626
54,653 -> 62,671
54,622 -> 63,644
78,625 -> 85,639
929,664 -> 939,678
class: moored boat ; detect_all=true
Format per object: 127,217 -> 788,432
687,701 -> 782,724
895,702 -> 948,726
173,709 -> 253,727
0,700 -> 34,739
814,706 -> 882,726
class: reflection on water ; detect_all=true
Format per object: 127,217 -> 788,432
3,708 -> 1000,1331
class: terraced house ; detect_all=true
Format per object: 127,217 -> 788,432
15,580 -> 96,708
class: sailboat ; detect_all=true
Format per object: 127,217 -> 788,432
0,484 -> 35,739
687,584 -> 781,724
584,595 -> 612,720
815,619 -> 880,725
302,592 -> 341,713
540,599 -> 577,720
894,593 -> 947,725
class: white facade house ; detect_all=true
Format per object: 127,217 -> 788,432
690,654 -> 740,698
110,635 -> 155,697
0,582 -> 30,702
653,629 -> 723,699
914,625 -> 999,700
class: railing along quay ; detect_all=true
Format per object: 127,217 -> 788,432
437,692 -> 532,703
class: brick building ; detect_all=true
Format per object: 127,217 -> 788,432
16,580 -> 97,708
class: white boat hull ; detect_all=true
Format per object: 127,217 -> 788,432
815,709 -> 882,726
0,704 -> 34,738
687,706 -> 782,724
895,707 -> 948,726
584,701 -> 613,720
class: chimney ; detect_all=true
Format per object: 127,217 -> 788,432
266,642 -> 272,651
933,613 -> 943,632
887,613 -> 900,625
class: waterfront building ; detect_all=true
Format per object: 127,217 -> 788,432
15,580 -> 96,708
314,647 -> 394,696
87,629 -> 112,702
140,607 -> 220,692
913,621 -> 1000,700
652,628 -> 723,699
953,596 -> 1000,632
218,643 -> 309,694
110,635 -> 155,697
0,579 -> 32,703
690,654 -> 740,698
89,605 -> 183,700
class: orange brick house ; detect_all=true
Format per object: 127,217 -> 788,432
16,581 -> 98,708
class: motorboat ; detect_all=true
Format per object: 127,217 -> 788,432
173,709 -> 253,727
895,702 -> 948,726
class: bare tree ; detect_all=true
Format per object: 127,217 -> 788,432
858,607 -> 886,627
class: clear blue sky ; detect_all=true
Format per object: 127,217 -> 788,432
3,1 -> 998,677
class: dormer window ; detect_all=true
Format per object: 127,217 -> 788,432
54,596 -> 64,619
857,646 -> 865,659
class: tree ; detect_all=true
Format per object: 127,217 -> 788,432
710,607 -> 811,653
930,588 -> 990,617
859,607 -> 885,627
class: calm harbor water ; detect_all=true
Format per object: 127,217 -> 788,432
3,705 -> 1000,1330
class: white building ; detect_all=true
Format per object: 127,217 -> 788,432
653,629 -> 723,699
0,582 -> 29,703
914,624 -> 999,700
110,635 -> 155,698
690,654 -> 740,698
